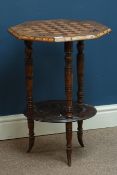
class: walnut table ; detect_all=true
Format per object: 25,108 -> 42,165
8,19 -> 111,166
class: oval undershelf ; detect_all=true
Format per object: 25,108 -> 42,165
28,100 -> 97,123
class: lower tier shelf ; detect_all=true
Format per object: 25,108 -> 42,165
26,100 -> 97,123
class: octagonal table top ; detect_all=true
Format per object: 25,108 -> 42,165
8,19 -> 111,42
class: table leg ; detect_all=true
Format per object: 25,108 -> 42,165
77,120 -> 84,147
64,41 -> 73,166
24,40 -> 35,153
77,41 -> 84,147
27,118 -> 35,153
66,122 -> 72,166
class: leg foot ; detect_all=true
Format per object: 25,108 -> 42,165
77,120 -> 84,147
27,118 -> 35,153
66,122 -> 72,166
67,149 -> 71,166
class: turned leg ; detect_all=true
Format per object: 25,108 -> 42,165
77,41 -> 84,147
64,42 -> 73,166
27,118 -> 35,153
77,120 -> 84,147
24,40 -> 35,153
66,122 -> 72,166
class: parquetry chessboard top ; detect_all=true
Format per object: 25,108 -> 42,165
8,19 -> 111,42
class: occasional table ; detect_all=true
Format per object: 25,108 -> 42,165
8,19 -> 111,166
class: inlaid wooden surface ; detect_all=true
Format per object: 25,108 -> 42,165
8,19 -> 111,42
32,101 -> 97,123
